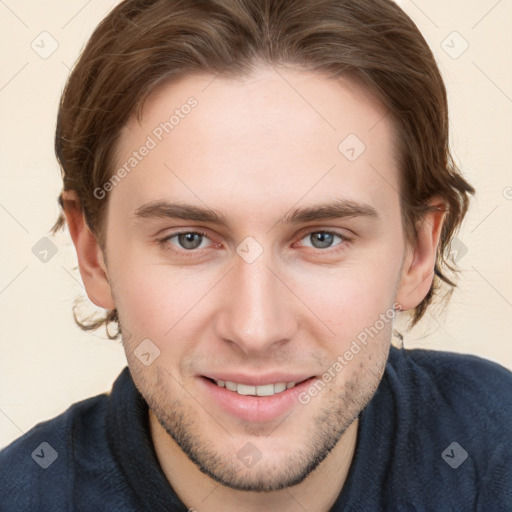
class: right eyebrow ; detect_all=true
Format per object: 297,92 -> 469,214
133,201 -> 233,228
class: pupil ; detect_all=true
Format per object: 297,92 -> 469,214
312,232 -> 333,249
179,233 -> 201,249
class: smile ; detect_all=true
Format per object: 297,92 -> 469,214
213,379 -> 300,396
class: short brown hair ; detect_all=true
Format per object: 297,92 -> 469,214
52,0 -> 474,338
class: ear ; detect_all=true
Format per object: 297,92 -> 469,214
61,190 -> 115,310
395,197 -> 446,311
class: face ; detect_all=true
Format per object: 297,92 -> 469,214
101,66 -> 407,491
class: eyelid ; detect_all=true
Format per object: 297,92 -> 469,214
296,226 -> 352,239
157,229 -> 215,250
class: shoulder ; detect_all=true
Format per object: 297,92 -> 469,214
386,346 -> 512,439
384,346 -> 512,507
391,346 -> 512,414
0,392 -> 109,511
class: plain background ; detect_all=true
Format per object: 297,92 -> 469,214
1,0 -> 511,448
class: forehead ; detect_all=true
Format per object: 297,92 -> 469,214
111,66 -> 399,222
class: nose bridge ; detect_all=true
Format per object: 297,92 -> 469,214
216,245 -> 296,353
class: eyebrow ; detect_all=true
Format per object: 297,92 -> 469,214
133,198 -> 379,228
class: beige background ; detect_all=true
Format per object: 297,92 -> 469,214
1,0 -> 511,448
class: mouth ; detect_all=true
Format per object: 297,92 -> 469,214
203,376 -> 309,397
199,374 -> 318,423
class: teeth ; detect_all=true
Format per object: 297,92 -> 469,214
274,383 -> 287,393
237,384 -> 256,395
225,381 -> 237,392
216,379 -> 298,396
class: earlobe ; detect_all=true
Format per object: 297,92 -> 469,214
396,199 -> 446,311
61,190 -> 115,310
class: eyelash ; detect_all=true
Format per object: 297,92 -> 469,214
156,229 -> 352,256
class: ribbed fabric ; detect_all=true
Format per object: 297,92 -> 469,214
1,346 -> 511,511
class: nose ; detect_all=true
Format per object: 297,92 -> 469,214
215,247 -> 298,355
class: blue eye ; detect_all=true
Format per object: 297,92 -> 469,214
156,229 -> 351,256
175,232 -> 207,250
158,231 -> 211,251
300,231 -> 346,250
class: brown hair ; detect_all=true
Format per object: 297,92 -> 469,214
51,0 -> 474,338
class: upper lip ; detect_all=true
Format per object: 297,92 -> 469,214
202,373 -> 315,386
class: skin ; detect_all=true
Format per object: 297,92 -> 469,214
62,65 -> 445,512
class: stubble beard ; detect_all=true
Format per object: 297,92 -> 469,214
132,353 -> 387,492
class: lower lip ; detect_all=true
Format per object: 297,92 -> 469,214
198,376 -> 317,423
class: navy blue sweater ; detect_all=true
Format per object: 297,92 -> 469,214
1,346 -> 511,511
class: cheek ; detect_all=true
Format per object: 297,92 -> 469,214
108,246 -> 218,344
289,246 -> 401,333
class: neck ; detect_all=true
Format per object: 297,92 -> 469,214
149,411 -> 359,512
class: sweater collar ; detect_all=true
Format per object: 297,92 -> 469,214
106,366 -> 187,511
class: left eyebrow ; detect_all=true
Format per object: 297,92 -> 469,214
282,199 -> 379,224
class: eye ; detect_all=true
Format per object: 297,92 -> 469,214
157,231 -> 212,251
299,230 -> 348,250
156,229 -> 351,256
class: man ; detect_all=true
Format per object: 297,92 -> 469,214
1,0 -> 511,510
